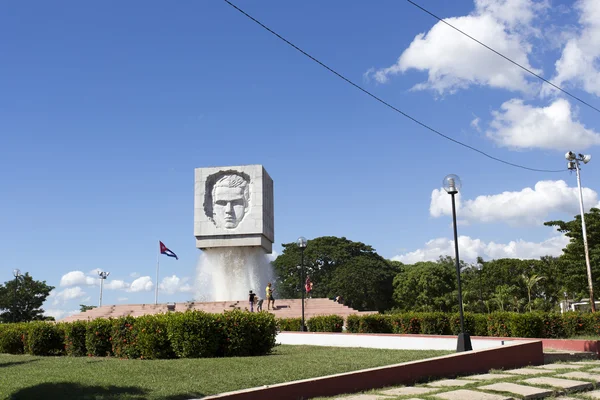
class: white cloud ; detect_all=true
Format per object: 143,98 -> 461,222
470,116 -> 481,132
104,280 -> 129,290
486,98 -> 600,150
393,233 -> 568,264
60,271 -> 96,287
130,272 -> 140,278
430,180 -> 598,225
128,276 -> 153,293
548,0 -> 600,96
52,287 -> 87,305
159,275 -> 193,295
367,0 -> 546,94
117,297 -> 129,302
44,308 -> 79,320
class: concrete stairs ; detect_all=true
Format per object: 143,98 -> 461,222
59,298 -> 376,322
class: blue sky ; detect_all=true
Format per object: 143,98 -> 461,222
2,0 -> 600,319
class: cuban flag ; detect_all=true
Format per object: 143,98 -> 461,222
160,241 -> 178,260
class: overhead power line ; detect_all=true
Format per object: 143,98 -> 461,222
223,0 -> 565,173
405,0 -> 600,115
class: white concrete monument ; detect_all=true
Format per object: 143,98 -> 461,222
194,165 -> 274,253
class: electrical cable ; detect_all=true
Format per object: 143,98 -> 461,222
223,0 -> 565,173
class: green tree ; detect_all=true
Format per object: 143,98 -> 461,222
272,236 -> 398,311
522,273 -> 545,312
80,304 -> 97,312
492,284 -> 516,312
0,272 -> 54,323
392,257 -> 457,312
545,208 -> 600,301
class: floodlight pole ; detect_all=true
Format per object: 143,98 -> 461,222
98,271 -> 110,307
574,160 -> 595,312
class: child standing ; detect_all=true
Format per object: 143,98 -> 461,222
249,290 -> 256,312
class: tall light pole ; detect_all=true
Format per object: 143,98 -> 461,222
443,174 -> 472,352
566,151 -> 595,312
12,269 -> 21,323
297,236 -> 307,332
98,271 -> 110,307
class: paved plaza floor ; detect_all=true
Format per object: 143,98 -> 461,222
326,360 -> 600,400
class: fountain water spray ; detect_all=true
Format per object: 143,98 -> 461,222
195,247 -> 274,301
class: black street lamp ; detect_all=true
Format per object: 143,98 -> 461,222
12,269 -> 21,323
297,236 -> 308,332
443,174 -> 472,352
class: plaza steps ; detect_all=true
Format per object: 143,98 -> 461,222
59,298 -> 376,323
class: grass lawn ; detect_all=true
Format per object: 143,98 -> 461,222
0,345 -> 451,399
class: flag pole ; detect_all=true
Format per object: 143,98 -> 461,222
155,240 -> 159,305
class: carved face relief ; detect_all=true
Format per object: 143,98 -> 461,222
206,172 -> 250,229
213,186 -> 246,228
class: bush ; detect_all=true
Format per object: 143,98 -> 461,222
355,314 -> 393,333
487,312 -> 511,337
0,323 -> 27,354
111,316 -> 140,359
472,314 -> 488,336
219,310 -> 277,357
540,313 -> 565,338
167,311 -> 221,358
346,315 -> 360,333
562,311 -> 589,337
25,322 -> 64,356
277,318 -> 302,332
390,313 -> 420,334
307,315 -> 344,332
135,314 -> 174,360
418,312 -> 450,335
86,318 -> 113,357
60,321 -> 88,357
449,312 -> 479,335
510,313 -> 544,338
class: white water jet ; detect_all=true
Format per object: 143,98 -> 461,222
195,247 -> 274,301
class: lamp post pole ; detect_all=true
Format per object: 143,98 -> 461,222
443,174 -> 472,352
566,151 -> 595,312
297,237 -> 308,332
98,271 -> 110,307
12,269 -> 21,323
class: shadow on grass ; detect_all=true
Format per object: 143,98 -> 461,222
0,359 -> 39,368
9,382 -> 149,400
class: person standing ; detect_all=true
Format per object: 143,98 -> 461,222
249,290 -> 256,312
266,282 -> 275,310
305,276 -> 313,299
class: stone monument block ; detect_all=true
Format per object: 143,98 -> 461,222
194,164 -> 274,253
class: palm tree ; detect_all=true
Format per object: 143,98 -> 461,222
522,273 -> 545,312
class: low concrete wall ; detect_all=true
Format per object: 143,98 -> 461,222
276,332 -> 600,357
277,332 -> 515,350
200,340 -> 543,400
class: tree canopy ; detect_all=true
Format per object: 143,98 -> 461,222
272,236 -> 399,311
545,207 -> 600,301
0,272 -> 54,323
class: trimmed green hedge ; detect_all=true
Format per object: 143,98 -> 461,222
60,321 -> 87,357
341,311 -> 600,338
0,323 -> 27,354
0,310 -> 277,359
277,318 -> 303,332
26,322 -> 64,356
307,315 -> 344,332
